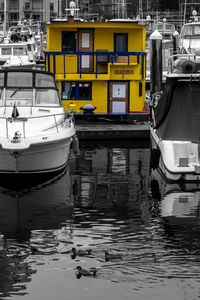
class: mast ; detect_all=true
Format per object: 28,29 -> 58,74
139,0 -> 143,19
59,0 -> 62,18
183,0 -> 187,25
122,0 -> 125,19
3,0 -> 6,35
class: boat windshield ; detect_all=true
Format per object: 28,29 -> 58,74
7,72 -> 32,87
2,71 -> 61,107
182,24 -> 200,38
35,73 -> 56,88
35,89 -> 60,106
5,89 -> 33,106
35,73 -> 61,106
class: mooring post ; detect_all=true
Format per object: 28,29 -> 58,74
150,30 -> 162,95
173,31 -> 179,58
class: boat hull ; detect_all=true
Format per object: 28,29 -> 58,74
0,138 -> 72,174
150,126 -> 200,183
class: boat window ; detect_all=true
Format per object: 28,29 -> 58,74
182,25 -> 200,37
0,73 -> 4,87
7,72 -> 32,87
162,33 -> 172,40
35,89 -> 60,106
1,47 -> 12,55
35,73 -> 55,88
27,44 -> 34,51
5,88 -> 33,106
13,47 -> 27,55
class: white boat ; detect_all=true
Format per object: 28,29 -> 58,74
0,40 -> 36,68
149,53 -> 200,182
179,10 -> 200,55
0,68 -> 76,174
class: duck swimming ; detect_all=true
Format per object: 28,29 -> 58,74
71,247 -> 92,259
75,266 -> 97,279
105,250 -> 122,262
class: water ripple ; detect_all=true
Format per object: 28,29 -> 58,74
0,144 -> 200,299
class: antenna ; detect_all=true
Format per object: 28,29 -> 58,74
183,0 -> 187,25
139,0 -> 143,19
65,1 -> 80,17
3,0 -> 6,34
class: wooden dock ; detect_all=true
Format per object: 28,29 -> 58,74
75,122 -> 149,140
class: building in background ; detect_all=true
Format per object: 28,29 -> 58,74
0,0 -> 199,31
0,0 -> 59,29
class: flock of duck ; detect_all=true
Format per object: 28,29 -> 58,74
70,247 -> 122,279
1,240 -> 123,280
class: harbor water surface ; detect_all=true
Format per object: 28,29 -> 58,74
0,140 -> 200,300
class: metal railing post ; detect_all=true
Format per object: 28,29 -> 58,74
6,119 -> 8,138
23,120 -> 25,138
54,115 -> 59,133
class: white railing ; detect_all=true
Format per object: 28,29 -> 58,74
0,112 -> 73,139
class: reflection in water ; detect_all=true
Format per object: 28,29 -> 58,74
0,167 -> 73,299
150,169 -> 200,294
0,168 -> 73,240
1,140 -> 200,299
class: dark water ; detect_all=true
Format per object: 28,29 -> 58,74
0,140 -> 200,300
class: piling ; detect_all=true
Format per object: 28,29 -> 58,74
173,31 -> 180,57
150,30 -> 162,95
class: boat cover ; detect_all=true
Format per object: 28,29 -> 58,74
154,78 -> 200,142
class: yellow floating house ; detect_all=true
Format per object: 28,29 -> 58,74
45,16 -> 146,116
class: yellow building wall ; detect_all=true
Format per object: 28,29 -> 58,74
130,81 -> 146,112
59,80 -> 108,113
47,26 -> 144,54
58,79 -> 145,113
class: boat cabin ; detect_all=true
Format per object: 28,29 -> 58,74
45,17 -> 146,115
0,41 -> 36,67
0,69 -> 61,108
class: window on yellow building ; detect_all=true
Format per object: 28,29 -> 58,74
62,32 -> 76,52
62,82 -> 92,100
114,33 -> 128,52
62,82 -> 76,99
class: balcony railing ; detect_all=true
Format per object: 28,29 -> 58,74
45,51 -> 146,79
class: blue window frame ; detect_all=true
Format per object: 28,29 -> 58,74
139,82 -> 143,97
62,81 -> 92,100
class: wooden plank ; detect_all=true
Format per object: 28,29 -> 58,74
75,123 -> 149,140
